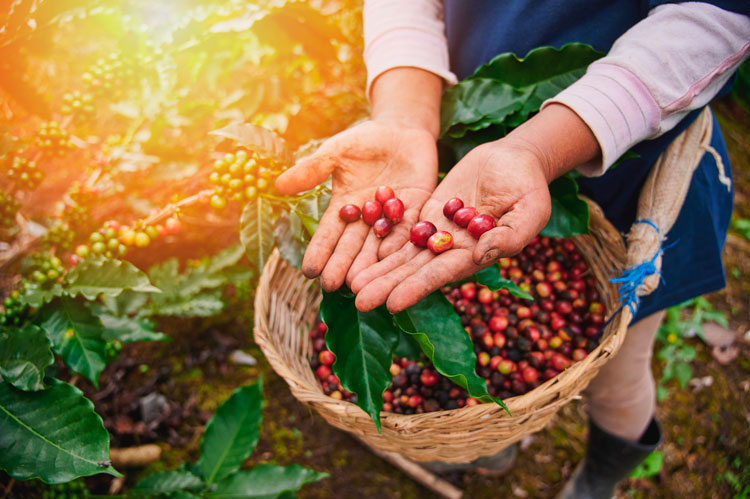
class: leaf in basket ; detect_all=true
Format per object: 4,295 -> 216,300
474,264 -> 533,301
394,292 -> 510,414
320,290 -> 400,433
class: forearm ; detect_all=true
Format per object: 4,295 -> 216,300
503,103 -> 601,183
370,67 -> 443,139
547,2 -> 750,175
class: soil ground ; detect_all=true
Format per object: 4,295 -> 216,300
5,99 -> 749,499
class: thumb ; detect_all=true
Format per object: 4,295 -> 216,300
472,191 -> 550,265
275,153 -> 337,195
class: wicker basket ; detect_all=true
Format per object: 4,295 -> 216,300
254,199 -> 634,463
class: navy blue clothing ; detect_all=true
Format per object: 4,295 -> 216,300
442,1 -> 740,322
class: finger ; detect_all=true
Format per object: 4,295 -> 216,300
301,204 -> 347,278
346,231 -> 381,288
319,221 -> 370,292
386,249 -> 478,314
355,249 -> 435,312
472,189 -> 551,265
350,243 -> 421,294
275,154 -> 336,195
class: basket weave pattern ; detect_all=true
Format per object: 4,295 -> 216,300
254,200 -> 631,463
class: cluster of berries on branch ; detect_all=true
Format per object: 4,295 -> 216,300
0,291 -> 27,326
61,90 -> 95,119
4,155 -> 44,191
209,149 -> 287,210
23,253 -> 65,287
35,122 -> 74,157
0,192 -> 21,229
82,51 -> 155,99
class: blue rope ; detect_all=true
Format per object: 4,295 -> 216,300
591,220 -> 675,340
634,219 -> 660,234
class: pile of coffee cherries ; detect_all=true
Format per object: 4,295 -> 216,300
339,185 -> 405,238
309,235 -> 606,414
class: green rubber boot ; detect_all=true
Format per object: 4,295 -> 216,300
557,418 -> 662,499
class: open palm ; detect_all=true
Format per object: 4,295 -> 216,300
350,141 -> 552,313
275,119 -> 438,292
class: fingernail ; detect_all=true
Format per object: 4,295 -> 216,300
480,249 -> 500,265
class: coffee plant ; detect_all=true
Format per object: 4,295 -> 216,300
0,0 -> 365,488
132,379 -> 327,498
0,0 -> 610,489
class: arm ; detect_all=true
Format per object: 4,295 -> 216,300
547,2 -> 750,175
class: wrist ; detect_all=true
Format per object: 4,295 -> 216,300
504,103 -> 601,183
370,67 -> 443,140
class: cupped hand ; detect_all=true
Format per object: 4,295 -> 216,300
350,140 -> 553,314
274,119 -> 438,292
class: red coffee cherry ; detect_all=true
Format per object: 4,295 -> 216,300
467,214 -> 495,239
453,207 -> 477,228
443,197 -> 464,220
373,218 -> 393,238
375,185 -> 395,205
382,198 -> 405,223
362,200 -> 382,225
427,231 -> 454,254
410,221 -> 438,248
339,204 -> 361,222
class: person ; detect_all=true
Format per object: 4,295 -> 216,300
276,1 -> 750,496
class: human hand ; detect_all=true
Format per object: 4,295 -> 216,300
350,140 -> 553,314
274,119 -> 438,292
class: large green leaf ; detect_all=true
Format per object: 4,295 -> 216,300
0,324 -> 54,391
540,174 -> 590,237
395,292 -> 509,414
38,298 -> 107,388
197,381 -> 264,485
0,381 -> 120,483
473,265 -> 533,301
19,283 -> 65,308
91,306 -> 168,344
440,43 -> 603,143
320,290 -> 400,432
132,470 -> 204,497
240,197 -> 276,271
65,258 -> 160,300
149,292 -> 226,318
211,464 -> 328,499
208,123 -> 292,165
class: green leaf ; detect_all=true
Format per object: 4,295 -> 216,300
474,265 -> 533,301
630,451 -> 664,479
395,292 -> 509,414
394,329 -> 422,361
674,362 -> 692,389
19,283 -> 65,308
211,464 -> 328,499
0,381 -> 120,484
91,306 -> 168,344
65,258 -> 160,300
541,174 -> 590,237
197,380 -> 264,485
150,292 -> 226,318
240,197 -> 276,271
132,470 -> 204,497
440,44 -> 603,138
38,298 -> 107,388
320,291 -> 400,433
274,213 -> 306,269
440,80 -> 531,137
0,324 -> 54,391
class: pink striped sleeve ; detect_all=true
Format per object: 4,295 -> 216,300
544,3 -> 750,176
364,0 -> 457,98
